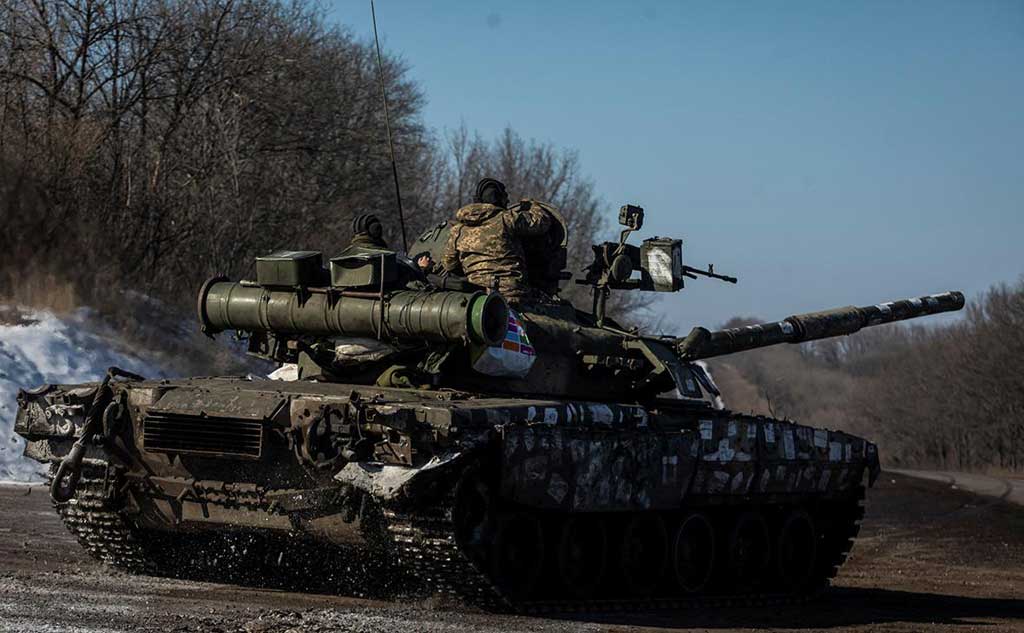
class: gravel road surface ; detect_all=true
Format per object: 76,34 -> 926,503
891,469 -> 1024,506
1,473 -> 1022,633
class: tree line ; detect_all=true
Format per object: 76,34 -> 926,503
710,280 -> 1024,473
0,0 -> 621,316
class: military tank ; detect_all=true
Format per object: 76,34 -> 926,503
14,203 -> 964,611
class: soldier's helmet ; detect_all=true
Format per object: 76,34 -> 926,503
352,213 -> 384,240
474,178 -> 508,208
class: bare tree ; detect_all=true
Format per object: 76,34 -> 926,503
0,0 -> 430,305
425,123 -> 649,317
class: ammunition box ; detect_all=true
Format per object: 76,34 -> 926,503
640,238 -> 684,292
330,251 -> 398,288
255,251 -> 323,287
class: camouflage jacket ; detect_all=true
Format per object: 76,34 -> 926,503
441,201 -> 551,297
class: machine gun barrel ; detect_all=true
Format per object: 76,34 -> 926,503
681,265 -> 738,284
198,279 -> 509,346
676,291 -> 965,361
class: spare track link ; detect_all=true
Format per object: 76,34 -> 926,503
385,487 -> 868,614
50,462 -> 153,574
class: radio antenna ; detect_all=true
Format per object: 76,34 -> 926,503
370,0 -> 408,252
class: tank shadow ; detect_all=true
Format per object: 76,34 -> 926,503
560,587 -> 1024,629
129,528 -> 1024,626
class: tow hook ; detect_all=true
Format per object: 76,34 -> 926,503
50,367 -> 144,503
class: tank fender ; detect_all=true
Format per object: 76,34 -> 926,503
333,450 -> 471,506
691,418 -> 880,496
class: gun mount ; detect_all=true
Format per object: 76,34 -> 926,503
579,204 -> 737,324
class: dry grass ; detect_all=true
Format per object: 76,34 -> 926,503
0,271 -> 79,314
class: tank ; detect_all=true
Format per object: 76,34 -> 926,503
13,203 -> 965,611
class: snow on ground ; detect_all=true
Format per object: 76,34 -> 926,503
0,306 -> 164,482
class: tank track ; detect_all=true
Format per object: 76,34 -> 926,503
384,486 -> 866,614
384,503 -> 508,610
49,462 -> 155,573
48,460 -> 866,613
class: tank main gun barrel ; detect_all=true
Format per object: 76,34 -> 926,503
676,291 -> 965,361
198,279 -> 509,346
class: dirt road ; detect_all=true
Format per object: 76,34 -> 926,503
1,473 -> 1022,633
891,469 -> 1024,506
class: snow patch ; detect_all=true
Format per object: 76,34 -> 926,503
0,307 -> 164,483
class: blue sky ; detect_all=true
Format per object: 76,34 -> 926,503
329,0 -> 1023,330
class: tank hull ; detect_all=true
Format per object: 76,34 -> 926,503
16,375 -> 877,609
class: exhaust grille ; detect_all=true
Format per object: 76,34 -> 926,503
143,412 -> 263,459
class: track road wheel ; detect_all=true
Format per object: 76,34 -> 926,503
490,512 -> 544,600
619,514 -> 668,596
777,509 -> 818,593
727,511 -> 771,591
672,512 -> 716,593
557,516 -> 608,599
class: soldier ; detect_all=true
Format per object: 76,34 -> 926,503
441,178 -> 551,300
350,213 -> 388,249
351,213 -> 435,273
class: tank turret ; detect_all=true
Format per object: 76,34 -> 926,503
197,215 -> 966,404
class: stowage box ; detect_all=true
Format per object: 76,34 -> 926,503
255,251 -> 323,287
330,252 -> 398,288
640,238 -> 684,292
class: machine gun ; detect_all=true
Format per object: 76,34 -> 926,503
579,204 -> 736,324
